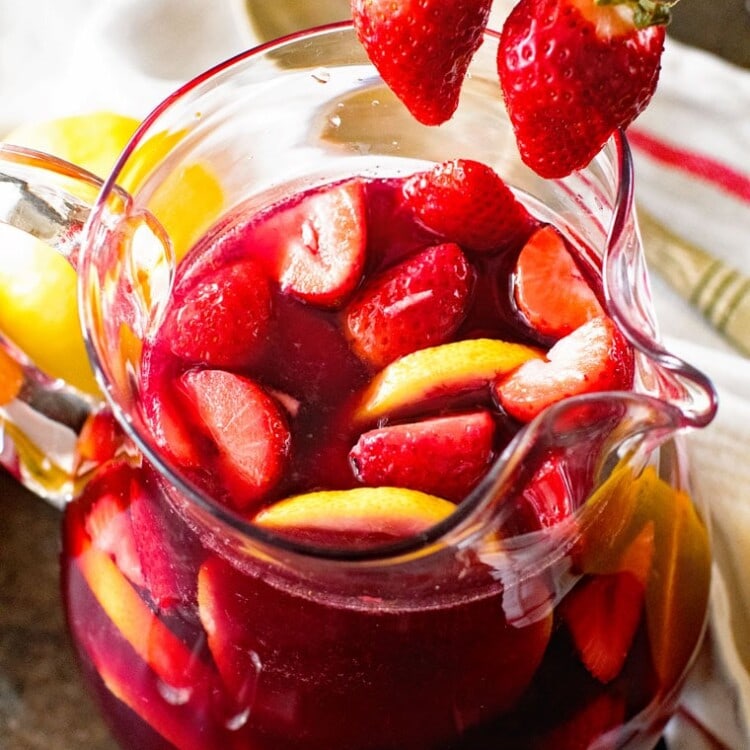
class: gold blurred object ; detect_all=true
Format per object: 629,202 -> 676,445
243,0 -> 349,41
638,205 -> 750,357
0,346 -> 23,405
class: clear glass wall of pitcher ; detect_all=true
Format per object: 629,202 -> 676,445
0,22 -> 716,750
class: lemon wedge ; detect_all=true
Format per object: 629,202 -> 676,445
356,338 -> 542,422
256,486 -> 455,534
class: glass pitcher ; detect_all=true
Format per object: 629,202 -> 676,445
0,22 -> 717,750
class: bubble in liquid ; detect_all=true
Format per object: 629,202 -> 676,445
225,706 -> 251,732
156,680 -> 192,706
224,649 -> 263,732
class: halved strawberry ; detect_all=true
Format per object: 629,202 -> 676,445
349,410 -> 495,502
351,0 -> 493,126
162,257 -> 273,368
561,523 -> 655,683
140,376 -> 201,469
179,369 -> 291,510
494,316 -> 635,423
513,225 -> 604,338
265,179 -> 367,308
344,242 -> 474,368
402,159 -> 537,254
498,0 -> 668,178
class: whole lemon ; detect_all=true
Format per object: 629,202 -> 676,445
2,112 -> 225,397
2,112 -> 141,396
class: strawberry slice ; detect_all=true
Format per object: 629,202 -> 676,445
344,242 -> 474,368
561,523 -> 655,684
349,410 -> 496,502
129,471 -> 201,611
540,692 -> 626,750
352,0 -> 493,126
197,556 -> 265,706
179,369 -> 291,510
82,461 -> 145,589
162,257 -> 273,368
268,179 -> 367,308
562,572 -> 645,684
514,225 -> 604,338
519,451 -> 577,530
494,316 -> 635,423
402,159 -> 537,254
75,410 -> 124,470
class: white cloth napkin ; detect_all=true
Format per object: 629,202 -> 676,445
630,40 -> 750,750
2,1 -> 749,747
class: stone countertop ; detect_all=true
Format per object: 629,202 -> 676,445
1,5 -> 749,750
1,472 -> 116,750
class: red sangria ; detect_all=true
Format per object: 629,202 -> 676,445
54,22 -> 716,750
63,158 -> 711,750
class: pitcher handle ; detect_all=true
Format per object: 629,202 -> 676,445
604,133 -> 719,429
0,144 -> 109,507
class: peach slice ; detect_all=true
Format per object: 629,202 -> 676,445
255,486 -> 456,540
355,338 -> 541,422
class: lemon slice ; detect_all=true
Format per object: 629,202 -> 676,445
256,486 -> 455,534
356,338 -> 542,422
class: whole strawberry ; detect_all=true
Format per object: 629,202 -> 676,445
497,0 -> 669,178
351,0 -> 493,126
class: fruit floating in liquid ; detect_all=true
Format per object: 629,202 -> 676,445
62,158 -> 711,750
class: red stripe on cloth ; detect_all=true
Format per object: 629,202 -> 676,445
627,127 -> 750,204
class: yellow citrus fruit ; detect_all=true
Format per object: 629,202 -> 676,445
0,224 -> 100,395
119,129 -> 225,263
0,346 -> 24,405
256,486 -> 456,533
1,112 -> 224,396
2,112 -> 140,396
6,112 -> 140,180
356,338 -> 542,422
